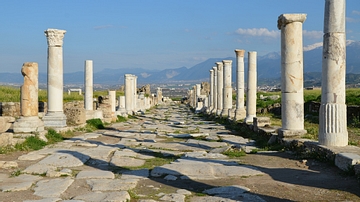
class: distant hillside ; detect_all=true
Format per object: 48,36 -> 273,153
1,41 -> 360,86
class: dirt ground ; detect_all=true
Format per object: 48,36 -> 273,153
1,132 -> 360,201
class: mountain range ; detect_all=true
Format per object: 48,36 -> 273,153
1,41 -> 360,85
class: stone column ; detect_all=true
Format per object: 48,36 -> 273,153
84,60 -> 93,111
234,49 -> 247,121
319,0 -> 348,146
211,66 -> 218,114
244,51 -> 257,123
108,90 -> 116,114
196,84 -> 201,111
125,74 -> 134,114
216,62 -> 224,116
43,29 -> 67,128
209,69 -> 214,111
277,14 -> 307,137
221,60 -> 233,117
13,62 -> 44,133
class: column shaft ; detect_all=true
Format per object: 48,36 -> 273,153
234,50 -> 246,120
221,60 -> 232,117
209,69 -> 214,110
216,62 -> 224,116
125,74 -> 133,113
245,52 -> 257,123
84,60 -> 93,111
319,0 -> 348,146
212,67 -> 218,114
277,13 -> 307,137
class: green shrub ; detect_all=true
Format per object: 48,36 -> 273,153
117,115 -> 127,122
86,118 -> 105,129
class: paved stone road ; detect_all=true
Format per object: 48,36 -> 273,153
1,101 -> 357,201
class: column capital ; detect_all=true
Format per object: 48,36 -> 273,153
277,14 -> 307,30
234,49 -> 245,57
222,60 -> 232,65
44,29 -> 66,47
215,62 -> 223,70
210,69 -> 213,73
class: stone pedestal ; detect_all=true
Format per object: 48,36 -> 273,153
43,29 -> 67,128
211,66 -> 218,114
234,49 -> 246,121
13,62 -> 44,133
277,13 -> 307,138
244,52 -> 257,123
221,60 -> 232,117
84,60 -> 93,111
216,62 -> 224,116
319,0 -> 348,146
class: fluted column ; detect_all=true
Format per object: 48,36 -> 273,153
211,66 -> 218,114
216,62 -> 224,116
277,14 -> 307,137
319,0 -> 348,146
234,49 -> 246,121
244,51 -> 257,123
221,60 -> 232,117
43,29 -> 67,128
84,60 -> 93,111
133,75 -> 138,111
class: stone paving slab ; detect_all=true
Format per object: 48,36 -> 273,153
74,191 -> 130,202
86,179 -> 138,191
76,170 -> 115,179
110,156 -> 146,167
33,177 -> 74,198
121,168 -> 149,179
24,198 -> 62,202
185,139 -> 228,149
0,160 -> 18,169
0,174 -> 42,192
82,145 -> 118,161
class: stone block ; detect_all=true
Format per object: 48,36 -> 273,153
13,116 -> 44,133
0,132 -> 13,147
0,116 -> 15,133
64,107 -> 86,126
335,153 -> 360,172
278,129 -> 307,138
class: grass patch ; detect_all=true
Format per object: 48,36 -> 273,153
116,115 -> 127,122
86,118 -> 105,130
222,149 -> 246,157
15,136 -> 47,151
46,129 -> 63,144
10,170 -> 21,177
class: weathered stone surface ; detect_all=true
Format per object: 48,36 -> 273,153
110,156 -> 145,167
185,139 -> 228,149
82,145 -> 117,161
335,153 -> 360,171
74,191 -> 130,202
0,161 -> 18,169
121,169 -> 149,179
0,116 -> 15,133
24,198 -> 62,202
0,174 -> 42,192
160,193 -> 186,202
164,174 -> 177,181
0,132 -> 13,147
76,170 -> 115,179
33,177 -> 74,198
86,179 -> 138,191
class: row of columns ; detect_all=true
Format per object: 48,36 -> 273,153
197,0 -> 348,147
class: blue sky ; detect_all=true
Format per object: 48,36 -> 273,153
0,0 -> 359,73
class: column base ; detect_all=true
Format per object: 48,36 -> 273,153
234,109 -> 246,121
43,112 -> 67,128
228,109 -> 235,119
216,109 -> 222,116
278,128 -> 307,138
13,116 -> 44,133
220,109 -> 230,118
244,115 -> 256,124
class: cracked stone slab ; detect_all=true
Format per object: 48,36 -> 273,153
18,152 -> 46,161
74,191 -> 130,202
82,145 -> 118,161
167,133 -> 209,138
202,185 -> 266,201
151,159 -> 263,180
113,149 -> 155,159
33,177 -> 74,198
160,193 -> 186,202
183,151 -> 228,159
76,170 -> 115,179
121,169 -> 149,180
86,179 -> 138,191
185,139 -> 228,149
24,198 -> 62,202
0,174 -> 42,192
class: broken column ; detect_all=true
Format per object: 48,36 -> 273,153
244,51 -> 257,123
108,90 -> 116,119
319,0 -> 348,146
13,62 -> 44,133
195,84 -> 202,111
43,29 -> 67,128
221,60 -> 233,117
234,49 -> 246,121
216,62 -> 224,116
211,66 -> 218,114
277,13 -> 307,137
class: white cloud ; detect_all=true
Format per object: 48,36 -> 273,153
352,10 -> 360,15
303,42 -> 322,51
303,30 -> 323,39
235,28 -> 279,38
346,17 -> 360,23
94,25 -> 114,30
